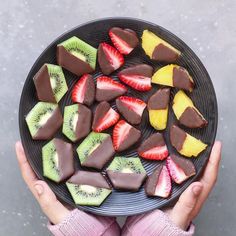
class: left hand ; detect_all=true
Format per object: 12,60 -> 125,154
15,141 -> 71,225
165,141 -> 222,230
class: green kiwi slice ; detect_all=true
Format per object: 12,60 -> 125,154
107,156 -> 146,174
46,64 -> 68,103
42,138 -> 74,183
66,171 -> 111,206
59,36 -> 97,69
25,102 -> 62,140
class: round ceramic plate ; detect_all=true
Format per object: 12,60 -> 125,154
19,17 -> 218,216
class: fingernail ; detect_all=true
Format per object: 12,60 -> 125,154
34,184 -> 44,196
192,185 -> 203,196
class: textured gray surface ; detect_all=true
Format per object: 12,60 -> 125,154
0,0 -> 234,235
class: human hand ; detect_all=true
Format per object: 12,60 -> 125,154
15,141 -> 71,225
165,141 -> 222,231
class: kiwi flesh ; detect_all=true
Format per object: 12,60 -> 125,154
62,104 -> 79,142
107,156 -> 146,174
46,64 -> 68,103
59,36 -> 97,70
42,139 -> 60,182
66,183 -> 111,206
25,102 -> 62,139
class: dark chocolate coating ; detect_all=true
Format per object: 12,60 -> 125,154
98,44 -> 114,75
92,101 -> 110,130
179,107 -> 208,128
117,126 -> 141,152
83,74 -> 95,106
145,165 -> 162,196
57,46 -> 94,76
118,64 -> 153,77
33,107 -> 63,140
170,154 -> 196,177
138,133 -> 166,153
75,104 -> 92,141
68,170 -> 111,189
116,98 -> 141,125
173,67 -> 194,91
148,88 -> 170,110
152,43 -> 179,62
96,87 -> 126,102
170,125 -> 187,151
53,138 -> 74,182
107,170 -> 146,191
110,27 -> 139,48
33,64 -> 56,103
82,136 -> 115,170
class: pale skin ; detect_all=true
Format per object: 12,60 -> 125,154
15,141 -> 222,230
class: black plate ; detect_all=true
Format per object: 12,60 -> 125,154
19,17 -> 218,216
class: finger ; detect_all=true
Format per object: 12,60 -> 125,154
169,182 -> 203,230
191,141 -> 222,217
34,181 -> 70,224
15,141 -> 38,191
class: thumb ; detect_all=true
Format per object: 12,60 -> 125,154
34,181 -> 70,225
169,182 -> 203,230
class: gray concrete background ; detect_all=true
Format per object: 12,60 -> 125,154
0,0 -> 235,235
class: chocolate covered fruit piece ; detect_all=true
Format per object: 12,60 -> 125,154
71,74 -> 95,106
118,64 -> 153,91
106,156 -> 146,191
170,125 -> 207,157
138,133 -> 168,160
148,88 -> 170,130
77,132 -> 115,170
96,76 -> 127,102
145,165 -> 171,198
172,90 -> 207,128
116,96 -> 146,125
113,120 -> 141,152
109,27 -> 139,55
166,155 -> 196,184
141,30 -> 180,62
42,138 -> 74,183
66,171 -> 111,206
57,36 -> 97,76
33,64 -> 68,103
92,101 -> 120,132
98,42 -> 124,75
152,64 -> 194,92
25,102 -> 63,140
62,104 -> 91,142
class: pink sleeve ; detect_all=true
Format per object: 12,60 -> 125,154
122,209 -> 195,236
47,209 -> 120,236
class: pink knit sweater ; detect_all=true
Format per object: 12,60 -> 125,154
48,209 -> 194,236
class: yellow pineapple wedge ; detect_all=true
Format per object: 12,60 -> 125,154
152,64 -> 194,92
172,90 -> 207,128
141,30 -> 180,62
148,88 -> 170,130
170,125 -> 207,157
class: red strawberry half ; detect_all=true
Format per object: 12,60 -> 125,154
113,120 -> 141,152
96,76 -> 127,102
116,96 -> 146,125
118,64 -> 153,91
92,101 -> 120,132
71,74 -> 95,106
138,133 -> 169,160
166,155 -> 196,184
98,42 -> 124,75
109,27 -> 139,55
145,165 -> 171,198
